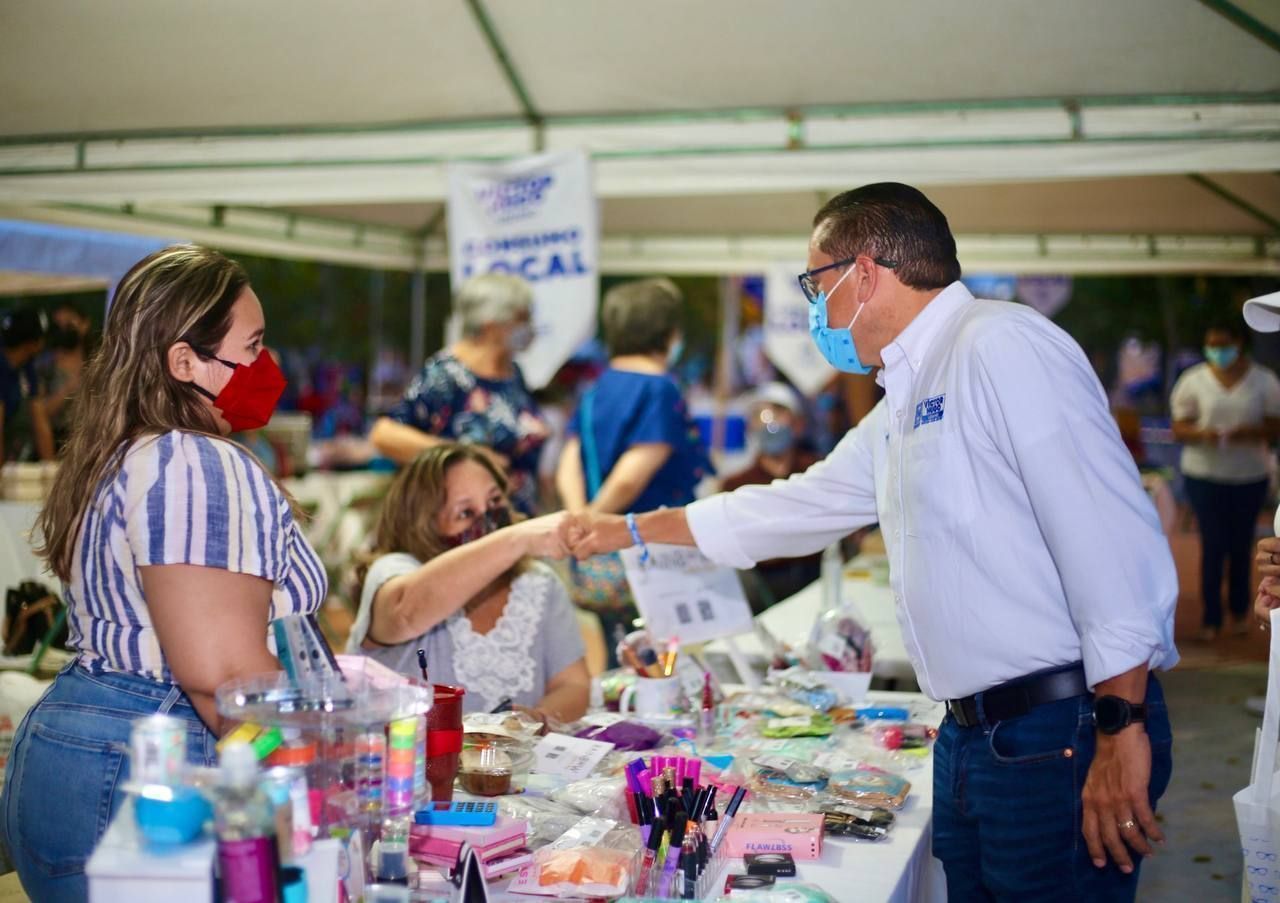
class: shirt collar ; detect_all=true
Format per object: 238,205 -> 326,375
878,281 -> 974,380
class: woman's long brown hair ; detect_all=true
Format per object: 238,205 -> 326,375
37,245 -> 250,580
353,444 -> 523,606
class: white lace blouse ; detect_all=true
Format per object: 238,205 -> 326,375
348,557 -> 585,713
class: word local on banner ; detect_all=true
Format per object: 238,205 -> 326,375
764,263 -> 835,397
447,149 -> 600,389
619,543 -> 754,646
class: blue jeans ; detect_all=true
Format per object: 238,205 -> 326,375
1183,476 -> 1268,627
1,663 -> 217,903
933,674 -> 1173,902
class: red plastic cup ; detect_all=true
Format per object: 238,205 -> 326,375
425,684 -> 465,802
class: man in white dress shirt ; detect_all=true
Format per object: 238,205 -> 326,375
566,183 -> 1177,901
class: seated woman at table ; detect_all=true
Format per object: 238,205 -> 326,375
348,443 -> 590,722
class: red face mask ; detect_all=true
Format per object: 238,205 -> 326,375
189,347 -> 287,432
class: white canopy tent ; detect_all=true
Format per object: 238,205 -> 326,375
0,0 -> 1277,274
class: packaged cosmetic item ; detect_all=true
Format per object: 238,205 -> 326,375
759,715 -> 834,739
818,802 -> 894,840
826,769 -> 911,810
752,756 -> 829,786
744,851 -> 796,877
723,812 -> 823,860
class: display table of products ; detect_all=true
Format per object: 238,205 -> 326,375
85,627 -> 943,903
707,558 -> 917,686
481,689 -> 945,903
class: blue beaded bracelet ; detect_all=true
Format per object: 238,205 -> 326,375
625,513 -> 650,565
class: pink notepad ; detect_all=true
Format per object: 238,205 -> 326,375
409,814 -> 526,847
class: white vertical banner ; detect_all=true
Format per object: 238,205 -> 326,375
763,263 -> 834,397
447,150 -> 599,389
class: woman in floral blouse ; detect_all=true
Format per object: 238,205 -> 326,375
370,274 -> 549,514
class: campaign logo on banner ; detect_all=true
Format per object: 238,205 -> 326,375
763,263 -> 835,397
448,150 -> 599,389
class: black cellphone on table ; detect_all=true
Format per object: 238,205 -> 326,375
744,852 -> 797,877
725,873 -> 777,893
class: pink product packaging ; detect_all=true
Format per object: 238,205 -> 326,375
722,812 -> 824,860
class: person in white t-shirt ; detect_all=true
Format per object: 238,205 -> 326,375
1171,321 -> 1280,640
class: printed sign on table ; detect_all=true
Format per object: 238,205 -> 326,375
619,543 -> 754,645
531,733 -> 613,781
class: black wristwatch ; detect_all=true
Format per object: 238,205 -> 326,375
1093,695 -> 1147,735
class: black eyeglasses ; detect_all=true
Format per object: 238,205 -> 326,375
797,255 -> 898,303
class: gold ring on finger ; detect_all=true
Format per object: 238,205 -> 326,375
1118,819 -> 1137,831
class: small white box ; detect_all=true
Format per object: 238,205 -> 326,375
87,802 -> 215,903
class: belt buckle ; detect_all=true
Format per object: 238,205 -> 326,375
947,699 -> 974,728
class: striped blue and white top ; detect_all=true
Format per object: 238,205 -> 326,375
67,430 -> 327,682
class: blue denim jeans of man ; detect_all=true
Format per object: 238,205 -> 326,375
933,674 -> 1173,902
1,662 -> 217,903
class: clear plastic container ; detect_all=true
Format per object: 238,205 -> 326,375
456,745 -> 534,797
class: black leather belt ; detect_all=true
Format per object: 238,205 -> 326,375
947,663 -> 1088,728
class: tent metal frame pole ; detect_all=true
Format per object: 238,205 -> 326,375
1188,173 -> 1280,233
2,129 -> 1276,179
410,270 -> 427,370
1196,0 -> 1280,53
463,0 -> 545,150
0,92 -> 1274,147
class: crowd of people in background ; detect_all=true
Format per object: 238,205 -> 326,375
5,270 -> 1280,644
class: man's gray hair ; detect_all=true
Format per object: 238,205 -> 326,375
455,273 -> 534,337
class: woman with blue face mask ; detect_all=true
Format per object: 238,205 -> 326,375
1171,322 -> 1280,640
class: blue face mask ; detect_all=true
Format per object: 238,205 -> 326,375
807,264 -> 871,374
1204,345 -> 1239,369
666,335 -> 685,370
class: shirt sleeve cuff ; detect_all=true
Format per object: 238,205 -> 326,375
1079,618 -> 1178,691
686,495 -> 756,569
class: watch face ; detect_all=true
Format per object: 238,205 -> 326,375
1094,695 -> 1129,732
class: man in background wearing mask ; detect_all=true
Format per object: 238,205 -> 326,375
1170,321 -> 1280,641
722,381 -> 821,611
565,182 -> 1177,901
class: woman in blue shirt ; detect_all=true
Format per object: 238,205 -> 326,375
555,278 -> 712,656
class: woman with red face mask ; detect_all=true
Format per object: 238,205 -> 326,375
348,443 -> 589,723
2,246 -> 325,903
